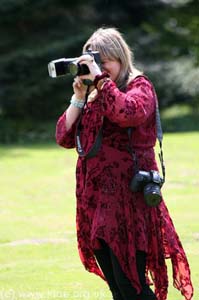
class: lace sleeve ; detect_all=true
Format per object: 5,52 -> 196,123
55,111 -> 77,148
99,76 -> 156,128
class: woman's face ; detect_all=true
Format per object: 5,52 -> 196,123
101,57 -> 121,82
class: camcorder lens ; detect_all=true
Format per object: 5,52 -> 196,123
69,62 -> 90,76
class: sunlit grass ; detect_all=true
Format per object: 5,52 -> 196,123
0,133 -> 198,299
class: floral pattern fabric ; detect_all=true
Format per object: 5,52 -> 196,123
56,76 -> 193,300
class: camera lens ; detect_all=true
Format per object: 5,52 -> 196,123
144,183 -> 162,207
68,62 -> 79,76
69,62 -> 90,76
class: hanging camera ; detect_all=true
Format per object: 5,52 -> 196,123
130,170 -> 164,207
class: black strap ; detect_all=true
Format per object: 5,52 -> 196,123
155,101 -> 166,182
75,86 -> 103,159
128,100 -> 165,182
76,122 -> 103,158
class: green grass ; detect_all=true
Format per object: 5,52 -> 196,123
0,133 -> 198,300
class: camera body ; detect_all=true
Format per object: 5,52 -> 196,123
130,170 -> 164,207
48,51 -> 101,78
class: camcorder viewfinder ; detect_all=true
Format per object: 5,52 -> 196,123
48,51 -> 101,78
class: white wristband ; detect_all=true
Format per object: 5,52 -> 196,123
70,95 -> 85,109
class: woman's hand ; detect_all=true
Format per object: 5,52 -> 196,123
77,54 -> 102,82
72,76 -> 87,100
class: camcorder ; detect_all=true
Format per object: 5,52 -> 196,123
130,170 -> 164,207
48,51 -> 101,78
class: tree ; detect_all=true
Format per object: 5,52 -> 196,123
0,0 -> 198,127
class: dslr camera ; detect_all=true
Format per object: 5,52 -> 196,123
48,51 -> 101,78
130,170 -> 164,207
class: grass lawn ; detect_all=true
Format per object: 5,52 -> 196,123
0,132 -> 198,300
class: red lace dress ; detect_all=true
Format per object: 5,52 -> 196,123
56,76 -> 193,300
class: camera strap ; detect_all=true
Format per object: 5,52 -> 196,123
128,100 -> 165,183
156,101 -> 166,182
75,86 -> 103,159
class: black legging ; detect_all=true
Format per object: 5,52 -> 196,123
94,240 -> 156,300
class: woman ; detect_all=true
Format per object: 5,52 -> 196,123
56,27 -> 193,300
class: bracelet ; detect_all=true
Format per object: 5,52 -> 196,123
93,72 -> 110,88
70,95 -> 85,109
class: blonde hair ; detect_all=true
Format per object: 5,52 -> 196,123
83,27 -> 142,90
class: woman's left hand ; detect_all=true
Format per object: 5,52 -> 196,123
77,54 -> 102,82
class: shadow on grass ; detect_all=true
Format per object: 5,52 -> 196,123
162,114 -> 199,133
0,108 -> 198,149
0,142 -> 60,159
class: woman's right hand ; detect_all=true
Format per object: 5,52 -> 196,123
72,76 -> 87,100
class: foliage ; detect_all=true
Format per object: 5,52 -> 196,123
138,0 -> 199,109
0,0 -> 198,132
